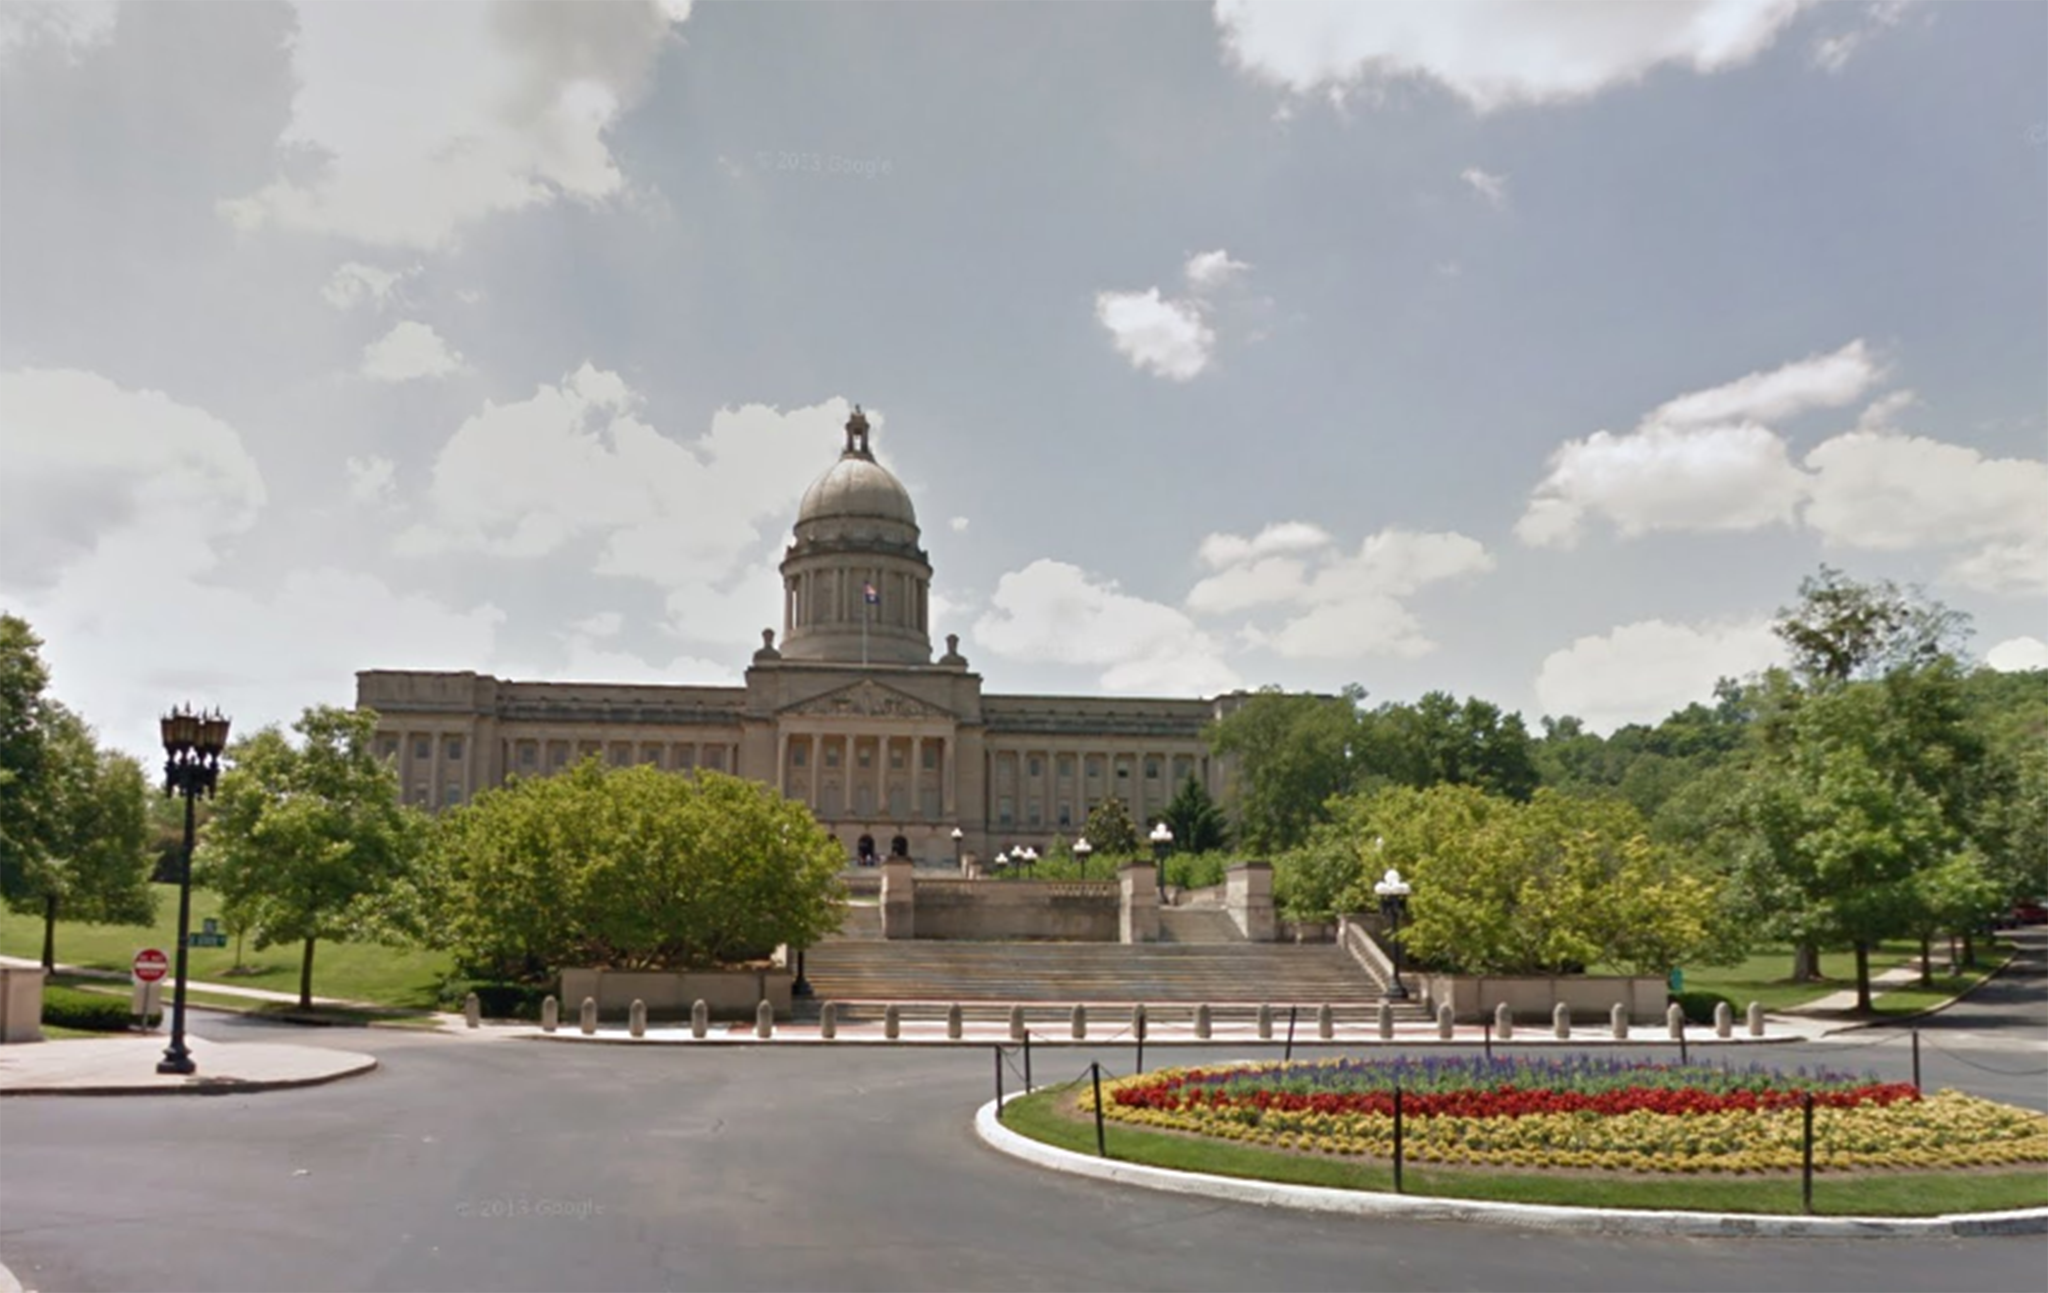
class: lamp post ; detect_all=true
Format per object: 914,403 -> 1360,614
1373,866 -> 1412,1000
950,825 -> 964,873
158,705 -> 230,1075
1019,845 -> 1038,878
1072,836 -> 1093,881
1149,821 -> 1174,902
994,849 -> 1009,877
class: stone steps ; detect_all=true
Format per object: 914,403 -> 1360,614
1156,908 -> 1242,944
801,939 -> 1406,1008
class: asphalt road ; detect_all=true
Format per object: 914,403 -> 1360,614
2,936 -> 2044,1293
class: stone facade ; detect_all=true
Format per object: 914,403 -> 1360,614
357,409 -> 1244,865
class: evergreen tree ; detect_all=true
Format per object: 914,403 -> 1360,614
1161,774 -> 1228,854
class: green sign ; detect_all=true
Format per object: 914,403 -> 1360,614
201,917 -> 220,936
186,932 -> 228,948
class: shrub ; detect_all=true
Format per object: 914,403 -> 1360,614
42,985 -> 156,1032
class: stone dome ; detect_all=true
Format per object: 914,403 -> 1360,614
796,452 -> 918,527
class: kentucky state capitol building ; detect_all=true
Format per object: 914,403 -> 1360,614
357,408 -> 1242,865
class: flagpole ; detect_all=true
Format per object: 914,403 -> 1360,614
862,581 -> 871,667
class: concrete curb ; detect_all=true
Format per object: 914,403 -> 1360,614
973,1097 -> 2048,1238
0,1055 -> 378,1098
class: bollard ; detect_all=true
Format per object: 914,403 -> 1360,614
1132,1003 -> 1147,1041
690,998 -> 709,1039
1714,1001 -> 1733,1039
1610,1002 -> 1628,1040
1070,1003 -> 1086,1040
1493,1001 -> 1513,1042
1436,1002 -> 1454,1041
884,1003 -> 901,1040
1376,1000 -> 1394,1041
1747,1001 -> 1765,1038
580,997 -> 597,1036
1552,1003 -> 1570,1040
1194,1002 -> 1212,1040
1316,1003 -> 1334,1040
755,999 -> 774,1039
947,1002 -> 964,1040
1666,1001 -> 1686,1040
629,999 -> 647,1038
463,992 -> 481,1029
1008,1004 -> 1026,1042
821,1000 -> 838,1040
1257,1003 -> 1273,1041
541,995 -> 559,1033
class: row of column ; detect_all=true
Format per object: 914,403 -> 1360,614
787,567 -> 926,632
775,729 -> 955,821
982,746 -> 1206,832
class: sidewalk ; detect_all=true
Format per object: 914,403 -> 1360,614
1776,963 -> 1940,1020
1,952 -> 399,1012
0,1034 -> 377,1096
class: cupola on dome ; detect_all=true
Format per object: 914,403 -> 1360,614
796,405 -> 917,527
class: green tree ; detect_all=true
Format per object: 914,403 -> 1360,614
1209,686 -> 1365,851
1774,564 -> 1970,687
1081,795 -> 1141,860
199,706 -> 425,1008
423,762 -> 845,978
1369,691 -> 1540,801
0,614 -> 55,913
1317,784 -> 1723,977
12,709 -> 154,968
1160,774 -> 1228,854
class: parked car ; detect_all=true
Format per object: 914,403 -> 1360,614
1993,899 -> 2048,929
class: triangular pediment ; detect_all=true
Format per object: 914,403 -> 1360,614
782,678 -> 951,721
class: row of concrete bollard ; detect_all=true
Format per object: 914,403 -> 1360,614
517,994 -> 1770,1043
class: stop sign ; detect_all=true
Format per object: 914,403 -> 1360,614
133,948 -> 170,983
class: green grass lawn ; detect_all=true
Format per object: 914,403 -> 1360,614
999,1085 -> 2048,1218
2,884 -> 456,1011
1607,940 -> 1986,1013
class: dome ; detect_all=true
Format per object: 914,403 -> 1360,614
796,408 -> 918,527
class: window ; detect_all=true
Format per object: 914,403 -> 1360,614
998,796 -> 1013,827
609,744 -> 629,766
550,745 -> 568,769
923,745 -> 938,770
705,747 -> 725,770
825,746 -> 841,768
857,745 -> 872,768
412,736 -> 430,759
1116,762 -> 1130,780
678,747 -> 696,769
641,746 -> 663,767
890,746 -> 904,769
443,785 -> 462,806
1027,802 -> 1042,826
1028,756 -> 1041,778
1058,803 -> 1072,827
1145,757 -> 1159,779
445,736 -> 464,761
519,744 -> 537,768
378,736 -> 399,760
1058,755 -> 1073,778
792,744 -> 808,767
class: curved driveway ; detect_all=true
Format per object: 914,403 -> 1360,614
3,936 -> 2044,1293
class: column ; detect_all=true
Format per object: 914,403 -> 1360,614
776,730 -> 789,795
911,734 -> 924,819
942,736 -> 956,817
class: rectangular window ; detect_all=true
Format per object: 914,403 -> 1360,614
445,736 -> 464,761
519,744 -> 537,768
678,747 -> 696,769
890,746 -> 904,769
1027,802 -> 1042,826
378,736 -> 399,760
609,745 -> 629,766
1058,803 -> 1072,827
706,747 -> 725,771
998,796 -> 1014,827
923,745 -> 938,770
825,746 -> 841,768
550,745 -> 568,769
1117,762 -> 1130,780
412,736 -> 431,760
1145,757 -> 1159,780
641,746 -> 663,767
1058,755 -> 1073,779
443,785 -> 462,806
1027,756 -> 1041,778
858,746 -> 872,768
792,744 -> 808,767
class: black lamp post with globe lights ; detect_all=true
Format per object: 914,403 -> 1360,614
1374,866 -> 1413,1001
158,705 -> 230,1075
950,825 -> 965,872
1149,821 -> 1174,902
1072,837 -> 1093,881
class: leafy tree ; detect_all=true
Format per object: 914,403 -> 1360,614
0,614 -> 55,911
10,708 -> 154,968
1368,691 -> 1540,802
422,762 -> 845,978
1209,686 -> 1365,851
1160,773 -> 1228,854
1081,794 -> 1141,860
1310,784 -> 1724,977
1774,565 -> 1970,687
199,706 -> 425,1008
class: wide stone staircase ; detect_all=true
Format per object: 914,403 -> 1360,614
800,929 -> 1432,1026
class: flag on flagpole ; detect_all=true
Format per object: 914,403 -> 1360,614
863,582 -> 879,605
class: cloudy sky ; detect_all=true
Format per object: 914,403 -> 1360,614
3,0 -> 2044,759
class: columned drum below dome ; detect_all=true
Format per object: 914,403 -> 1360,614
778,406 -> 933,665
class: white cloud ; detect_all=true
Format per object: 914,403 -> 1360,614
1802,430 -> 2048,575
1094,288 -> 1215,382
1461,167 -> 1508,208
345,454 -> 398,506
570,610 -> 625,639
1213,0 -> 1810,113
322,261 -> 414,310
949,516 -> 970,532
220,0 -> 689,249
1810,0 -> 1910,73
400,370 -> 851,600
1185,248 -> 1250,291
361,320 -> 464,382
1190,524 -> 1493,659
1518,341 -> 1888,548
973,559 -> 1240,695
0,368 -> 499,757
0,1 -> 116,59
1517,421 -> 1808,547
1535,618 -> 1785,734
1987,636 -> 2048,672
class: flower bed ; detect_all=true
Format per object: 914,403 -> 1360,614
1096,1057 -> 2048,1174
